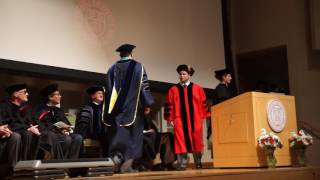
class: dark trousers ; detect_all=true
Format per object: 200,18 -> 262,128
56,133 -> 83,159
177,152 -> 202,168
0,132 -> 21,168
40,131 -> 64,159
159,133 -> 176,165
135,132 -> 176,170
20,131 -> 41,160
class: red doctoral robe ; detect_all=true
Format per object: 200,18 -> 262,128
164,82 -> 210,154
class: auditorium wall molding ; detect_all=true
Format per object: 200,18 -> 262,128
0,58 -> 214,97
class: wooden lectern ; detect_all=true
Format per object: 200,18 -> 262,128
211,92 -> 297,167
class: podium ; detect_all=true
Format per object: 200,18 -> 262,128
211,92 -> 297,167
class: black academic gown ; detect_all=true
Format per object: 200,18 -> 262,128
138,118 -> 176,170
33,104 -> 64,159
143,118 -> 175,161
142,118 -> 158,160
208,83 -> 235,141
34,104 -> 82,159
213,83 -> 234,105
74,102 -> 108,156
104,59 -> 154,161
0,100 -> 40,161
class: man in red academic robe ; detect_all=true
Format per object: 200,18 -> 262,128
164,64 -> 210,170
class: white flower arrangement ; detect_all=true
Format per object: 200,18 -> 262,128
258,128 -> 283,149
289,130 -> 313,147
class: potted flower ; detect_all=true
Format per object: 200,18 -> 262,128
289,130 -> 313,166
258,128 -> 283,168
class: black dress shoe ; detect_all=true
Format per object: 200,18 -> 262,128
176,166 -> 187,171
120,167 -> 138,173
152,164 -> 167,171
174,164 -> 187,171
195,163 -> 202,169
165,164 -> 177,171
111,155 -> 122,173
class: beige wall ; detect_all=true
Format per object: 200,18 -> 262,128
230,0 -> 320,165
0,0 -> 225,88
0,0 -> 110,73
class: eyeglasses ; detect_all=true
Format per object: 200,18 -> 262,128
18,90 -> 28,95
51,92 -> 61,96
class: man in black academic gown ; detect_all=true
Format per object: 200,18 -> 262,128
74,86 -> 108,157
0,84 -> 41,162
213,69 -> 234,105
208,69 -> 235,142
104,44 -> 154,173
135,117 -> 176,171
34,84 -> 82,159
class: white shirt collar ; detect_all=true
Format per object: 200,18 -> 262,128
92,101 -> 101,105
47,103 -> 60,108
180,80 -> 191,87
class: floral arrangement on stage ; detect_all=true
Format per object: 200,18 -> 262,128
289,130 -> 313,166
258,128 -> 283,149
257,128 -> 283,168
289,130 -> 313,147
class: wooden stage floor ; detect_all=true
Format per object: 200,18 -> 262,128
68,166 -> 320,180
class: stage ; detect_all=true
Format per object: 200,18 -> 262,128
68,166 -> 320,180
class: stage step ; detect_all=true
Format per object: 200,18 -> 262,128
13,158 -> 114,179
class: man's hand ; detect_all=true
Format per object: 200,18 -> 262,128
27,125 -> 41,136
62,129 -> 70,136
0,124 -> 12,138
144,107 -> 151,115
143,129 -> 156,134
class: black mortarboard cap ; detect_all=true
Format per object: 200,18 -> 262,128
116,44 -> 136,53
40,84 -> 59,97
86,86 -> 104,95
176,64 -> 195,76
214,69 -> 231,81
5,83 -> 27,95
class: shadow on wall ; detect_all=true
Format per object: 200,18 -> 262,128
236,45 -> 290,94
